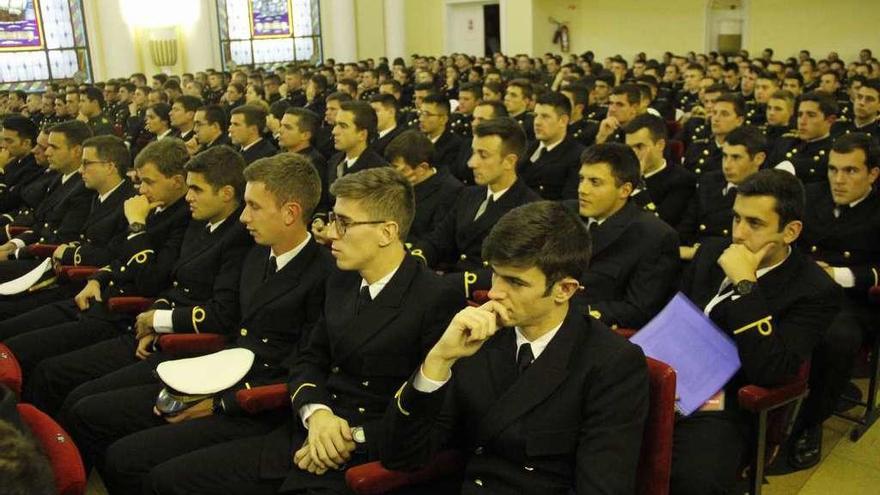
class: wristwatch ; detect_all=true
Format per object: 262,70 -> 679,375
351,426 -> 366,444
733,279 -> 756,296
128,222 -> 146,234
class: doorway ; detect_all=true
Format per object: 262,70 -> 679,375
445,1 -> 499,57
706,0 -> 748,56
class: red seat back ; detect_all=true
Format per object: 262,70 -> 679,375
17,403 -> 87,495
639,357 -> 676,495
0,343 -> 22,397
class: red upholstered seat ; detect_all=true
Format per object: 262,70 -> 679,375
17,403 -> 87,495
0,343 -> 23,397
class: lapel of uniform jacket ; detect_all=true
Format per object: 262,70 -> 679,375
476,311 -> 579,444
331,255 -> 417,364
241,240 -> 317,320
591,201 -> 639,255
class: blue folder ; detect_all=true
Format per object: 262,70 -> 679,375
630,292 -> 742,416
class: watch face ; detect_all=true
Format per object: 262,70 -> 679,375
353,427 -> 366,443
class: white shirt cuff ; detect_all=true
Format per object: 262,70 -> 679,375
152,309 -> 175,333
127,232 -> 146,240
299,404 -> 332,429
412,365 -> 450,393
10,238 -> 25,249
832,267 -> 856,288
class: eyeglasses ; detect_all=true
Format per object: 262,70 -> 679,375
327,212 -> 386,236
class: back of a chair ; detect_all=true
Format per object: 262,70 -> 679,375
639,357 -> 676,495
17,403 -> 87,495
667,140 -> 685,165
0,343 -> 22,397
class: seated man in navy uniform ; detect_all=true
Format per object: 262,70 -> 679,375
679,126 -> 767,260
766,91 -> 837,185
560,81 -> 599,148
0,115 -> 44,216
0,135 -> 135,318
568,143 -> 680,330
65,153 -> 334,494
788,133 -> 880,469
145,167 -> 464,495
762,90 -> 797,152
517,92 -> 584,200
503,79 -> 536,142
595,83 -> 641,145
831,79 -> 880,144
0,139 -> 193,413
383,200 -> 649,494
449,100 -> 507,186
624,113 -> 696,226
229,105 -> 278,164
419,94 -> 463,172
385,130 -> 463,245
411,117 -> 540,299
28,144 -> 253,417
671,170 -> 841,494
683,93 -> 745,176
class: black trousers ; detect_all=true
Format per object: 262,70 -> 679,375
67,381 -> 288,494
800,299 -> 875,429
147,434 -> 286,495
1,301 -> 123,407
0,282 -> 83,320
0,258 -> 40,283
670,410 -> 751,495
28,332 -> 139,416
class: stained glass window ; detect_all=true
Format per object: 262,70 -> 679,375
0,0 -> 91,90
217,0 -> 321,70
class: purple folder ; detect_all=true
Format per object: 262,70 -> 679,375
630,292 -> 741,416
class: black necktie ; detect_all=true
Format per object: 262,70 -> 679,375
516,343 -> 534,375
474,195 -> 494,221
588,220 -> 600,235
357,285 -> 372,314
264,256 -> 277,282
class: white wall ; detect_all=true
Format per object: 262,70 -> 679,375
85,0 -> 221,80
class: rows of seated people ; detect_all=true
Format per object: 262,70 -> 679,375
0,46 -> 878,494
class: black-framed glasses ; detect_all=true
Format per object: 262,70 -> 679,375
327,212 -> 386,236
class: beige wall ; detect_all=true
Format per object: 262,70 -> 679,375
531,0 -> 706,59
748,0 -> 880,62
355,0 -> 388,59
404,0 -> 445,56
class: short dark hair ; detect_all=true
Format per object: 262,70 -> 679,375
784,72 -> 804,86
725,125 -> 767,157
134,138 -> 189,177
83,86 -> 104,108
0,418 -> 57,495
459,81 -> 482,98
831,132 -> 880,171
473,117 -> 527,161
338,78 -> 358,94
185,145 -> 246,199
48,120 -> 93,146
623,113 -> 667,142
560,82 -> 589,107
82,135 -> 130,176
2,114 -> 39,144
737,169 -> 805,230
413,82 -> 437,94
283,107 -> 321,137
421,93 -> 450,114
534,91 -> 571,118
325,91 -> 353,104
230,104 -> 267,131
507,79 -> 534,99
369,92 -> 399,112
715,92 -> 746,117
384,130 -> 435,166
174,95 -> 202,113
198,104 -> 229,133
610,83 -> 641,105
580,143 -> 641,188
147,102 -> 171,125
244,152 -> 322,221
475,100 -> 508,118
338,100 -> 378,139
482,200 -> 591,291
799,91 -> 839,117
330,167 -> 414,240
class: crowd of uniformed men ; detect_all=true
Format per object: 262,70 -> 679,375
0,46 -> 878,494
